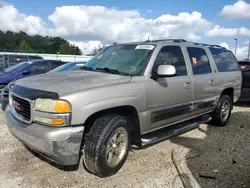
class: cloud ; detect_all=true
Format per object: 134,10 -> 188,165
218,42 -> 229,49
48,6 -> 211,43
69,40 -> 103,54
235,45 -> 249,60
0,4 -> 47,35
220,0 -> 250,20
146,9 -> 152,13
207,25 -> 250,37
0,3 -> 248,55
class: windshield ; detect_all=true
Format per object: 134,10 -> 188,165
50,62 -> 85,72
3,61 -> 31,73
84,44 -> 155,76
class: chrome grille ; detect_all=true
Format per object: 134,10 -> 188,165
11,94 -> 31,122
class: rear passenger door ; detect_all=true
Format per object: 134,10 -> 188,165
186,47 -> 217,116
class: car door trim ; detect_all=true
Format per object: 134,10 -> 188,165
150,96 -> 217,124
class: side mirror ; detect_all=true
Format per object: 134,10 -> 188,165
157,65 -> 176,77
21,69 -> 30,75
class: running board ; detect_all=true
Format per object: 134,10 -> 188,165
141,115 -> 212,146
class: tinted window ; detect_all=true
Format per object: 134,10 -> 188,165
238,61 -> 250,71
27,61 -> 49,74
50,61 -> 65,70
187,47 -> 211,75
209,48 -> 239,72
4,61 -> 30,73
28,56 -> 43,60
0,55 -> 4,70
154,46 -> 187,76
8,55 -> 28,66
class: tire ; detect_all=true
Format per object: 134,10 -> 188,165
211,95 -> 232,126
83,115 -> 131,177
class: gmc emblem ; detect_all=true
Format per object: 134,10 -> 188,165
12,100 -> 21,111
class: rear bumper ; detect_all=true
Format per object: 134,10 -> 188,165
5,106 -> 84,166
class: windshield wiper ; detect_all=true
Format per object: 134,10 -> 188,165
81,66 -> 93,71
95,67 -> 131,76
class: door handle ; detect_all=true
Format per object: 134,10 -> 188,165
184,82 -> 192,89
209,80 -> 215,86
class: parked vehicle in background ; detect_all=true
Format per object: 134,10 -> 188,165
5,39 -> 241,177
0,59 -> 67,111
49,61 -> 87,72
0,53 -> 43,70
238,60 -> 250,101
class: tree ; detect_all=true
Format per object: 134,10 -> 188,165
0,30 -> 82,55
19,40 -> 33,53
58,42 -> 82,55
91,44 -> 104,55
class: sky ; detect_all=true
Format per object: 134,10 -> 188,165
0,0 -> 249,59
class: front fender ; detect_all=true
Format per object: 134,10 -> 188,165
67,96 -> 140,125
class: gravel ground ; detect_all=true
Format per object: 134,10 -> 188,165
0,104 -> 250,188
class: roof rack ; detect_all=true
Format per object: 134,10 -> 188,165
147,39 -> 226,49
146,39 -> 187,43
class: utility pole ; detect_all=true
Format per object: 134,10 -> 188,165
247,40 -> 250,60
234,38 -> 238,55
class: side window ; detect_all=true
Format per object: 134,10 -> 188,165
187,47 -> 211,75
28,56 -> 43,60
154,46 -> 187,76
209,48 -> 239,72
50,61 -> 65,70
0,55 -> 4,70
8,55 -> 28,66
27,62 -> 49,74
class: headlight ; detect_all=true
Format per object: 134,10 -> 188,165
34,98 -> 71,126
35,98 -> 71,113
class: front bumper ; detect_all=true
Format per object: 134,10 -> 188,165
1,94 -> 9,111
5,106 -> 84,166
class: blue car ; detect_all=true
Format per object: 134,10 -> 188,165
0,59 -> 67,111
48,61 -> 86,72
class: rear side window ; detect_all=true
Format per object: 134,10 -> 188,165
8,55 -> 28,66
239,61 -> 250,71
28,56 -> 43,60
209,48 -> 239,72
154,46 -> 187,76
50,61 -> 65,70
187,47 -> 211,75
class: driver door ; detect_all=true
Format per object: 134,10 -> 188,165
144,45 -> 193,133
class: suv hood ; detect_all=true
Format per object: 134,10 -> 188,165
15,71 -> 132,96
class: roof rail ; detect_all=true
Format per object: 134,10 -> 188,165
145,39 -> 187,43
185,41 -> 226,49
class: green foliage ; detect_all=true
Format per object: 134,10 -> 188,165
19,40 -> 33,53
58,42 -> 82,55
0,30 -> 82,55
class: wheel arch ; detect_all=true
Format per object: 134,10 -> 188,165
221,87 -> 234,108
83,105 -> 142,147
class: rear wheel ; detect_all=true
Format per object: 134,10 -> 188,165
211,95 -> 232,126
83,115 -> 131,177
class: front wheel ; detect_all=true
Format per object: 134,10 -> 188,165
211,95 -> 232,126
83,115 -> 131,177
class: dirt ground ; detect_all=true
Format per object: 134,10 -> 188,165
0,104 -> 249,188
